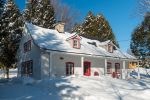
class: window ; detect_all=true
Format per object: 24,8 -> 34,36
107,62 -> 112,74
108,44 -> 113,53
115,63 -> 120,74
21,60 -> 33,76
24,40 -> 31,52
66,62 -> 74,75
73,39 -> 78,48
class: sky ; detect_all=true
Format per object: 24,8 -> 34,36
15,0 -> 142,52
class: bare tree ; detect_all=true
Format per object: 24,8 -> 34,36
51,0 -> 80,31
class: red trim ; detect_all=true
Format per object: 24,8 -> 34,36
72,39 -> 81,49
67,34 -> 82,40
21,60 -> 33,76
107,62 -> 112,74
84,61 -> 91,76
66,62 -> 74,75
24,40 -> 31,52
115,63 -> 120,74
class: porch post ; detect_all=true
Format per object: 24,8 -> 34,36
137,61 -> 140,79
104,59 -> 107,75
81,56 -> 84,76
122,60 -> 126,79
49,52 -> 53,77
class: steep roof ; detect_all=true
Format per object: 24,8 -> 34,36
25,23 -> 136,60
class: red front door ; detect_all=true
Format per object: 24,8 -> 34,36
84,61 -> 91,76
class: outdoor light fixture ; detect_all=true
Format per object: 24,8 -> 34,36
60,57 -> 64,60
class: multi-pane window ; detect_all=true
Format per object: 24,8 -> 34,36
66,62 -> 74,75
21,60 -> 33,76
115,63 -> 120,73
73,39 -> 78,48
107,62 -> 112,74
24,40 -> 31,52
108,44 -> 113,53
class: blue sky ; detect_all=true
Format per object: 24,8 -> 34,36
15,0 -> 142,52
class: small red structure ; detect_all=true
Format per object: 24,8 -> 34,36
94,71 -> 99,76
112,72 -> 120,78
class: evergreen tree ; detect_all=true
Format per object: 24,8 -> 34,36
24,0 -> 38,23
0,0 -> 5,15
130,13 -> 150,67
24,0 -> 56,29
72,11 -> 119,47
0,0 -> 23,78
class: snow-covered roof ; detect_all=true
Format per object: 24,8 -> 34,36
25,23 -> 136,60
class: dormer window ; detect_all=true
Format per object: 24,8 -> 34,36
66,33 -> 82,49
108,44 -> 113,53
73,39 -> 80,49
73,39 -> 78,47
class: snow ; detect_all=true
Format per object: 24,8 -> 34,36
25,23 -> 136,60
0,75 -> 150,100
0,68 -> 150,100
130,68 -> 150,79
0,68 -> 17,79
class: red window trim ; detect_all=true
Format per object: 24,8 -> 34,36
107,62 -> 112,74
66,62 -> 74,75
115,63 -> 120,74
72,39 -> 80,49
21,60 -> 33,76
24,40 -> 31,52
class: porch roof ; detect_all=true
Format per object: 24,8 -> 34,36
25,23 -> 136,60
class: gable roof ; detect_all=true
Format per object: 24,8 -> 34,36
66,33 -> 82,41
25,23 -> 136,60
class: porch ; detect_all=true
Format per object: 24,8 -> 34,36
41,51 -> 129,79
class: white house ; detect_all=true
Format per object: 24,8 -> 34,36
17,23 -> 137,79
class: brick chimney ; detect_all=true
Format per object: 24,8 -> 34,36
54,22 -> 65,33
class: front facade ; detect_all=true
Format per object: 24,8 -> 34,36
17,23 -> 136,79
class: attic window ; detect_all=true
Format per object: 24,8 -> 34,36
73,40 -> 78,47
73,39 -> 80,49
108,44 -> 113,53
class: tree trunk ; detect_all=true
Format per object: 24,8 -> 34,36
6,67 -> 9,79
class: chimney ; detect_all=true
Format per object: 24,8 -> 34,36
54,22 -> 65,33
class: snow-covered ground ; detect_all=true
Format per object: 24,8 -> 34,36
0,75 -> 150,100
0,68 -> 17,79
0,68 -> 150,100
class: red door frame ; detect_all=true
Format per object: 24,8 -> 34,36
114,63 -> 121,78
115,63 -> 120,74
84,61 -> 91,76
66,62 -> 74,76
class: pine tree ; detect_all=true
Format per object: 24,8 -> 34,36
24,0 -> 38,23
130,13 -> 150,67
24,0 -> 56,29
0,0 -> 5,15
0,0 -> 23,78
72,11 -> 119,47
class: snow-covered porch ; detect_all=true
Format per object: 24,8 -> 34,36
41,50 -> 130,79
